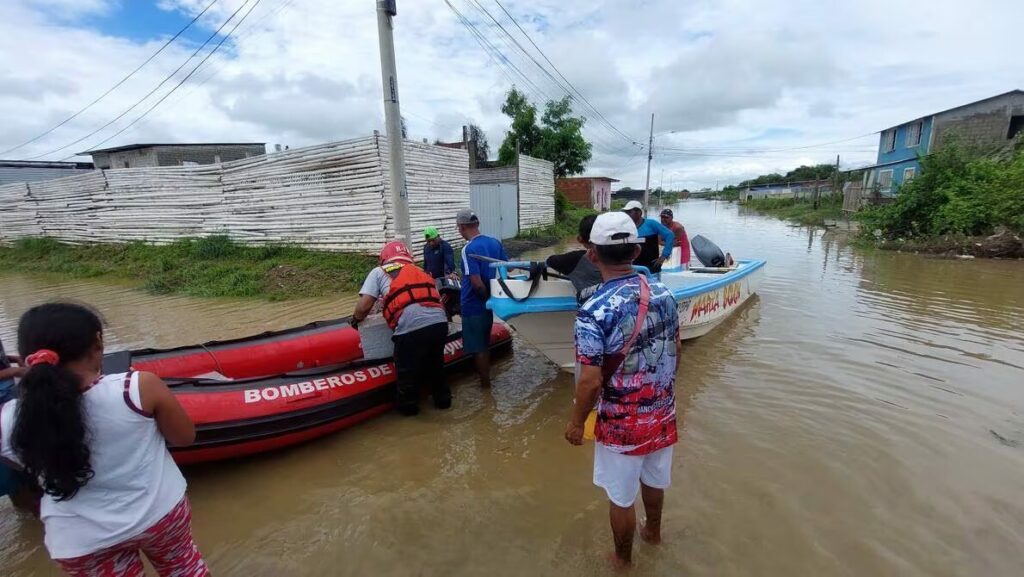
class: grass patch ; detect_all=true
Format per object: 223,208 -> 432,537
514,206 -> 595,243
0,236 -> 377,300
742,196 -> 844,226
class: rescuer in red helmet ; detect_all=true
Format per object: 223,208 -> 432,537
350,241 -> 450,415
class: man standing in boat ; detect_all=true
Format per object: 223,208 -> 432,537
621,200 -> 674,273
456,208 -> 508,388
350,241 -> 451,415
564,211 -> 681,569
659,208 -> 691,269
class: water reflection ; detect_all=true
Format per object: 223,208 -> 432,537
2,200 -> 1023,577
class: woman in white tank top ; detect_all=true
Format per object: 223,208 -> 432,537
0,303 -> 209,576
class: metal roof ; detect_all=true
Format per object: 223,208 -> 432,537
883,89 -> 1024,129
79,143 -> 266,155
0,160 -> 94,169
557,175 -> 621,182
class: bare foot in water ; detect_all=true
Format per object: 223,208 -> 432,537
639,520 -> 661,545
607,552 -> 631,571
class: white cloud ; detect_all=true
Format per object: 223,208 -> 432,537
0,0 -> 1022,189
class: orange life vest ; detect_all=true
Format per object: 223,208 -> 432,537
381,262 -> 443,329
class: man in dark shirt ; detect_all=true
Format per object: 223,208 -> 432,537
545,214 -> 602,303
422,227 -> 455,279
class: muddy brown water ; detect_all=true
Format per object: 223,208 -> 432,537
2,201 -> 1023,576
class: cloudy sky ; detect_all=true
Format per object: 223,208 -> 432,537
2,0 -> 1022,189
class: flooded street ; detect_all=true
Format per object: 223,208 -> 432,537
2,200 -> 1023,576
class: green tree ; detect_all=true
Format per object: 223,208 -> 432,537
497,87 -> 592,177
467,124 -> 490,165
784,163 -> 836,181
497,88 -> 543,164
859,140 -> 1024,238
535,96 -> 592,177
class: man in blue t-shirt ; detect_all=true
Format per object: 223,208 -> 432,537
456,208 -> 508,387
622,200 -> 674,273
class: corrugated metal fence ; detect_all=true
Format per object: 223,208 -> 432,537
466,155 -> 555,239
517,155 -> 555,229
0,136 -> 473,256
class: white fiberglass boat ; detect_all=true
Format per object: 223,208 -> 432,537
487,258 -> 765,371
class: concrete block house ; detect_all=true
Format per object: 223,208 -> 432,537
555,176 -> 618,210
863,90 -> 1024,195
81,143 -> 266,169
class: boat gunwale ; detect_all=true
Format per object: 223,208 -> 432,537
489,259 -> 766,319
161,331 -> 512,389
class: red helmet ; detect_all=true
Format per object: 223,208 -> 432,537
379,241 -> 414,265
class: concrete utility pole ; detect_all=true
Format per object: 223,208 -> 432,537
643,113 -> 654,210
376,0 -> 411,242
834,154 -> 841,203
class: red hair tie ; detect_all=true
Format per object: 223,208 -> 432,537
25,349 -> 60,367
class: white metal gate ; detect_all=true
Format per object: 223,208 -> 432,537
470,182 -> 519,239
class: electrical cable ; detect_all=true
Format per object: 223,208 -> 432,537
465,0 -> 631,152
60,0 -> 264,159
27,0 -> 255,161
490,0 -> 641,147
1,0 -> 222,156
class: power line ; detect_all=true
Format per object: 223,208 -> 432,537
2,0 -> 221,157
657,131 -> 879,153
61,0 -> 264,159
26,0 -> 255,161
490,0 -> 640,147
111,0 -> 296,139
654,146 -> 876,160
465,0 -> 634,151
443,0 -> 553,105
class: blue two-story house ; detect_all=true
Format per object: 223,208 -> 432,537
863,90 -> 1024,195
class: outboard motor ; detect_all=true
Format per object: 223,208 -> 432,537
691,235 -> 726,267
436,277 -> 461,320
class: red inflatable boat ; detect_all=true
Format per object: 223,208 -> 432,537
102,319 -> 512,465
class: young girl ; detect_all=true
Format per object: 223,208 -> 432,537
0,303 -> 209,576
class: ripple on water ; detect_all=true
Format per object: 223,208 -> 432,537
2,201 -> 1024,576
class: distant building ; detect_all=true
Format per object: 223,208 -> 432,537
80,143 -> 266,170
744,180 -> 831,200
0,160 -> 94,186
862,90 -> 1024,195
557,176 -> 619,210
611,188 -> 644,202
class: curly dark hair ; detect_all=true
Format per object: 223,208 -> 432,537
13,303 -> 103,501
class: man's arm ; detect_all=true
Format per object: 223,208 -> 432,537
443,242 -> 456,275
565,364 -> 603,445
350,294 -> 377,326
0,366 -> 25,380
1,355 -> 25,380
465,244 -> 490,298
651,220 -> 675,259
469,274 -> 488,298
546,251 -> 583,275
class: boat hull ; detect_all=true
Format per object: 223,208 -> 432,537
490,260 -> 765,370
674,263 -> 763,340
109,320 -> 512,464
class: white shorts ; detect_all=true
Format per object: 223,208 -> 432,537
593,442 -> 674,508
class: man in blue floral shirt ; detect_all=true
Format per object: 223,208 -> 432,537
565,211 -> 681,569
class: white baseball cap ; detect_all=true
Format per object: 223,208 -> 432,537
622,200 -> 644,212
590,212 -> 642,246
